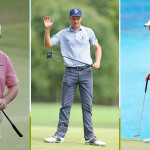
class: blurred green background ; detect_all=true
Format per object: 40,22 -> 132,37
0,0 -> 29,150
31,0 -> 119,105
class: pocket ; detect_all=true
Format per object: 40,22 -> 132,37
0,64 -> 4,72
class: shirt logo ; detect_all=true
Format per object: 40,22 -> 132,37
74,9 -> 78,13
66,38 -> 70,41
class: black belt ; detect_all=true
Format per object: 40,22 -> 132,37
67,65 -> 91,70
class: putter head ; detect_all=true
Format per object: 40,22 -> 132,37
46,52 -> 53,59
133,134 -> 141,137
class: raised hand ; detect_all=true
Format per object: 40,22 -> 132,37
43,16 -> 54,28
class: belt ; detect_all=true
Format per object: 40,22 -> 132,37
67,65 -> 91,70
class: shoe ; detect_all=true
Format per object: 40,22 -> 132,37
144,20 -> 150,27
85,136 -> 106,146
143,138 -> 150,143
44,136 -> 64,143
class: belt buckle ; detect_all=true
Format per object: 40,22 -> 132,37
77,67 -> 80,70
77,66 -> 82,70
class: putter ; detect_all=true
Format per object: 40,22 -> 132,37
133,76 -> 150,137
2,110 -> 23,137
47,52 -> 92,66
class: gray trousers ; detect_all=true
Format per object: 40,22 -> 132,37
54,67 -> 94,140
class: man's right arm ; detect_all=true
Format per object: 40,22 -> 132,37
43,16 -> 54,48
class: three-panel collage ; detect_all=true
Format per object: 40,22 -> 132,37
0,0 -> 150,150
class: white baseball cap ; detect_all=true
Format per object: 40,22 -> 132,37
144,20 -> 150,27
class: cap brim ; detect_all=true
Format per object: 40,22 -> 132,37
70,15 -> 82,17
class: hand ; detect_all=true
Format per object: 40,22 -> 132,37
145,72 -> 150,81
43,16 -> 54,29
92,62 -> 100,69
0,99 -> 7,110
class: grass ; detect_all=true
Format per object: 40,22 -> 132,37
32,126 -> 119,150
31,103 -> 119,150
31,103 -> 119,128
121,138 -> 150,150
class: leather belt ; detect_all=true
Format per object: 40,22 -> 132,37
67,65 -> 91,70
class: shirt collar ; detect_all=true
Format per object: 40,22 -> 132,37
69,25 -> 83,32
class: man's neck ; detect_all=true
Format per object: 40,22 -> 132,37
71,25 -> 80,32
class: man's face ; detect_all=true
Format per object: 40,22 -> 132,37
69,16 -> 82,29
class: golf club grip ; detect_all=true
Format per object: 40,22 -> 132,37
11,123 -> 23,137
145,76 -> 149,93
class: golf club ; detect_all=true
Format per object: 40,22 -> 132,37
47,52 -> 92,67
2,110 -> 23,137
133,76 -> 150,137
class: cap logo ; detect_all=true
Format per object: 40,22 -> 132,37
74,9 -> 78,13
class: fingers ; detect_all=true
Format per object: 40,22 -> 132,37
0,99 -> 7,110
92,63 -> 100,70
51,19 -> 54,23
145,72 -> 150,81
43,16 -> 53,22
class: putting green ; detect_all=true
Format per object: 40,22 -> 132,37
121,139 -> 150,150
31,103 -> 119,149
32,126 -> 119,150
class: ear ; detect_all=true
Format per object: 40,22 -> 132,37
69,16 -> 72,21
80,17 -> 83,21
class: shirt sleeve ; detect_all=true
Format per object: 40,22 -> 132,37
88,29 -> 98,46
5,55 -> 19,87
51,33 -> 60,46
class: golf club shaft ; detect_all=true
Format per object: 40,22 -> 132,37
53,52 -> 92,66
137,93 -> 146,134
2,110 -> 23,137
137,77 -> 149,134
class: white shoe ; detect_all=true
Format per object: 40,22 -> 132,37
44,136 -> 64,143
144,20 -> 150,27
85,136 -> 106,146
143,138 -> 150,143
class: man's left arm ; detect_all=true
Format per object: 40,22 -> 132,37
0,85 -> 18,110
92,42 -> 102,69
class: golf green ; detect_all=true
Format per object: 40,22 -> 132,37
121,139 -> 150,150
31,103 -> 119,150
32,126 -> 119,150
